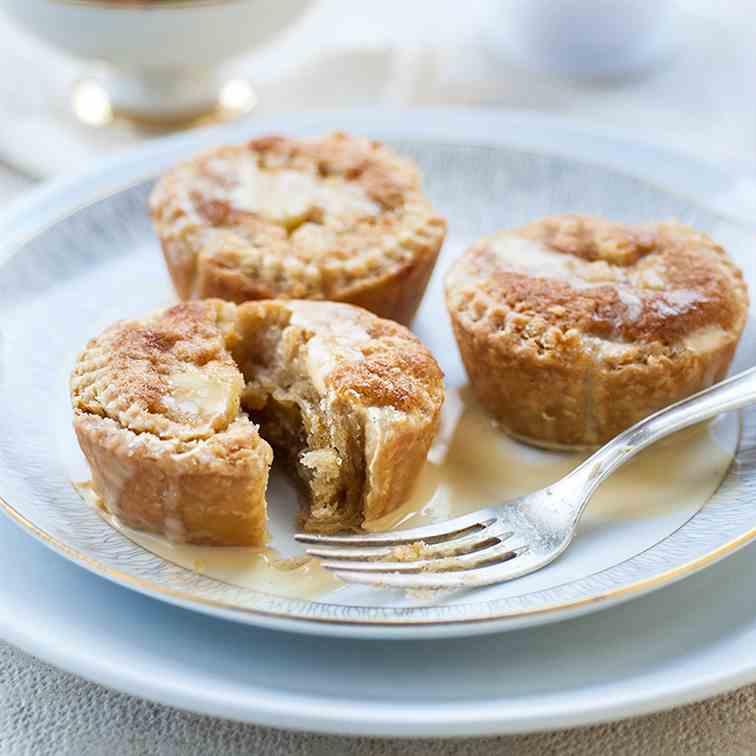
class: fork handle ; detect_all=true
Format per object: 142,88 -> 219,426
567,365 -> 756,505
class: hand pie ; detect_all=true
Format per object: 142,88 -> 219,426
150,132 -> 447,324
71,300 -> 444,544
446,215 -> 748,449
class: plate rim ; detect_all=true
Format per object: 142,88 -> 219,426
3,105 -> 756,640
4,509 -> 756,737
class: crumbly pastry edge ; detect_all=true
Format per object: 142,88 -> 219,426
73,412 -> 273,546
447,308 -> 744,449
148,135 -> 447,324
186,215 -> 447,325
445,218 -> 750,448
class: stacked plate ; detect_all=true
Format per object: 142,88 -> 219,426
3,108 -> 756,736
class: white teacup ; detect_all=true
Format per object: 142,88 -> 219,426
1,0 -> 312,124
494,0 -> 675,79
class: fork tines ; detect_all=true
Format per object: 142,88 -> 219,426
294,510 -> 532,589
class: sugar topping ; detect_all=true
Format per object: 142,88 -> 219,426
447,215 -> 749,354
149,133 -> 447,307
229,155 -> 380,227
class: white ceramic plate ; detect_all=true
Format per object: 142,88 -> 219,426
5,477 -> 756,737
3,108 -> 756,640
5,108 -> 756,736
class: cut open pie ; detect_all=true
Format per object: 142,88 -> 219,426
71,300 -> 444,545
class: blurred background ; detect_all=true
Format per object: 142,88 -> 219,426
0,0 -> 754,190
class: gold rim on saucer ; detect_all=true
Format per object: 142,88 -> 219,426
71,76 -> 257,131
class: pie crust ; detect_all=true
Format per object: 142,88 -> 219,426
150,133 -> 447,324
71,299 -> 444,544
445,215 -> 749,449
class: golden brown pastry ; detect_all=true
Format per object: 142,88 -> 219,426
149,132 -> 447,324
71,299 -> 444,544
71,300 -> 272,546
445,215 -> 749,449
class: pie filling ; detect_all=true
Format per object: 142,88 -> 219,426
231,311 -> 367,532
73,300 -> 441,542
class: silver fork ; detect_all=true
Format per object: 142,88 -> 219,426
295,366 -> 756,590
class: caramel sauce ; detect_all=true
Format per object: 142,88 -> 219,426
74,482 -> 341,601
365,386 -> 736,535
74,386 -> 736,602
119,531 -> 341,601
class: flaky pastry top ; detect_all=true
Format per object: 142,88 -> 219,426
71,301 -> 243,442
72,299 -> 444,444
149,132 -> 446,300
446,215 -> 749,364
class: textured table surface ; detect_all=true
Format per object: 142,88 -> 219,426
4,642 -> 756,756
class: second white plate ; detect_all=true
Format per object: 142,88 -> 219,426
2,108 -> 756,638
